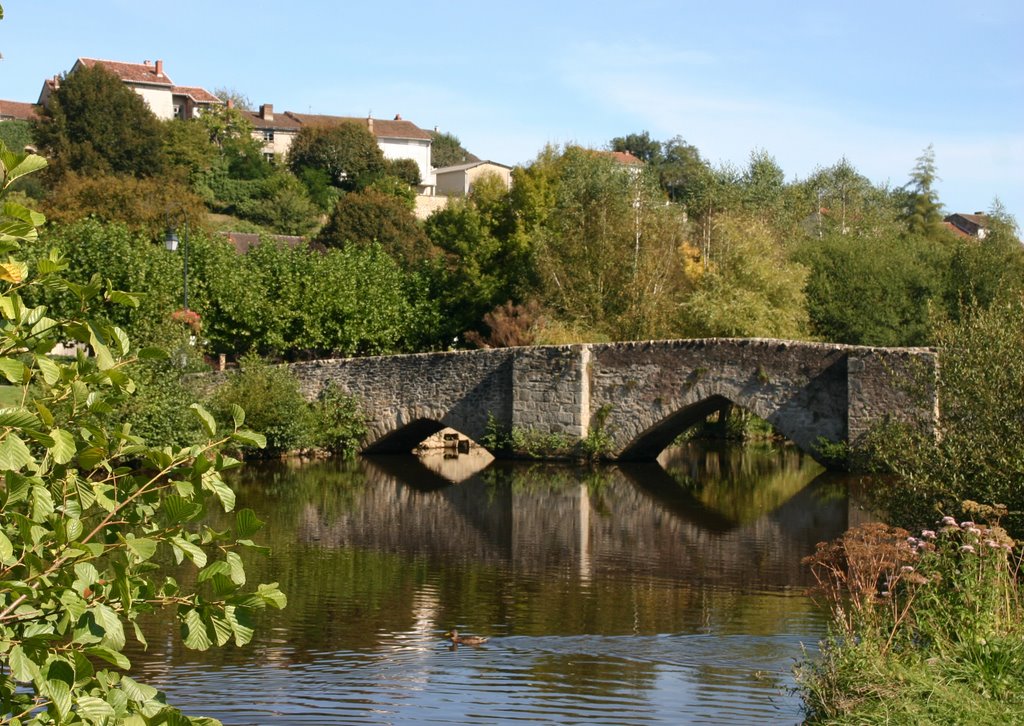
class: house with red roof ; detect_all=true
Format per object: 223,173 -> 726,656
944,212 -> 989,240
0,99 -> 40,122
39,58 -> 220,121
245,104 -> 437,195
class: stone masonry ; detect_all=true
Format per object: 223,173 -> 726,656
286,338 -> 937,464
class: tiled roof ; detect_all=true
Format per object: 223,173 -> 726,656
172,85 -> 220,104
285,112 -> 433,141
244,110 -> 303,131
0,99 -> 40,121
943,221 -> 974,240
77,57 -> 174,86
605,150 -> 644,166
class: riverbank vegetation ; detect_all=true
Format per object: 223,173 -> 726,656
0,134 -> 285,722
796,297 -> 1024,722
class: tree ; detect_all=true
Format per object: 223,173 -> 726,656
657,135 -> 708,204
214,87 -> 253,111
32,63 -> 165,178
0,137 -> 286,724
430,130 -> 476,168
288,123 -> 385,192
682,212 -> 809,339
315,188 -> 431,265
610,131 -> 662,164
900,144 -> 945,236
385,157 -> 421,187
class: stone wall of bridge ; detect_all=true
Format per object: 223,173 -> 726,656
284,338 -> 937,463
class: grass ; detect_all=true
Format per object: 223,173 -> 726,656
797,507 -> 1024,724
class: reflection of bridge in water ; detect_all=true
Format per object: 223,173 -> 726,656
297,447 -> 851,590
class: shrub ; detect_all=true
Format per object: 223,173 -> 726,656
209,354 -> 316,456
312,382 -> 367,457
798,513 -> 1024,722
865,298 -> 1024,538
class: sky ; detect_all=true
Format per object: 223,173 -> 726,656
2,0 -> 1022,221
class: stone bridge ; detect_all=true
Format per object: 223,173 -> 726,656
289,339 -> 937,464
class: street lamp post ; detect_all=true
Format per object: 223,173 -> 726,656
164,209 -> 189,311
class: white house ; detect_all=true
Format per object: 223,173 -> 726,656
39,58 -> 220,120
245,107 -> 436,195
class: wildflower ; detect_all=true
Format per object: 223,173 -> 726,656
900,565 -> 915,573
941,516 -> 957,527
959,544 -> 976,554
960,520 -> 975,529
967,527 -> 982,537
986,540 -> 1001,549
906,536 -> 919,546
921,529 -> 936,539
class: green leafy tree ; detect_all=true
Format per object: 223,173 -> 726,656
32,63 -> 165,178
610,131 -> 662,164
234,170 -> 318,235
657,135 -> 708,204
316,188 -> 431,265
900,144 -> 945,236
682,213 -> 809,338
0,120 -> 33,158
288,123 -> 385,192
384,158 -> 421,187
0,137 -> 285,724
430,130 -> 475,168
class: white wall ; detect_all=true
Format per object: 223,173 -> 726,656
133,86 -> 174,120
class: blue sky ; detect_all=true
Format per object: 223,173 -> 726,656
3,0 -> 1022,221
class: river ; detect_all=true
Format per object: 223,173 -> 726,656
128,443 -> 862,724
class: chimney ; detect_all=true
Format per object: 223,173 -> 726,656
260,103 -> 274,121
367,116 -> 374,134
227,99 -> 234,109
394,113 -> 402,120
155,59 -> 164,77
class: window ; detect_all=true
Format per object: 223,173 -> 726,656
262,130 -> 274,142
264,152 -> 275,164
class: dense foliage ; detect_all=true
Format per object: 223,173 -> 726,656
799,517 -> 1023,723
0,138 -> 285,724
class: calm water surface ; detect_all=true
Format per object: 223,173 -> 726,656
129,443 -> 860,724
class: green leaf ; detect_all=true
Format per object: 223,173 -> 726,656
171,535 -> 207,568
44,678 -> 73,721
210,615 -> 233,647
202,472 -> 236,512
31,483 -> 55,521
0,529 -> 13,563
138,346 -> 168,360
75,695 -> 116,721
124,535 -> 158,563
8,644 -> 40,682
231,430 -> 267,449
108,290 -> 140,308
88,326 -> 115,371
225,550 -> 246,586
120,674 -> 158,703
48,427 -> 77,465
0,432 -> 35,470
0,357 -> 26,384
235,508 -> 264,538
190,403 -> 217,437
182,608 -> 212,651
93,602 -> 126,650
230,404 -> 245,429
225,605 -> 255,646
162,494 -> 203,524
84,646 -> 131,670
0,407 -> 40,428
6,152 -> 47,182
257,582 -> 287,610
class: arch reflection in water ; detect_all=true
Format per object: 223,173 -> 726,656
129,444 -> 855,725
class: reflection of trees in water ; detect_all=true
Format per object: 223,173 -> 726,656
132,446 -> 846,668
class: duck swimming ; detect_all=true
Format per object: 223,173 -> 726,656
445,629 -> 488,646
